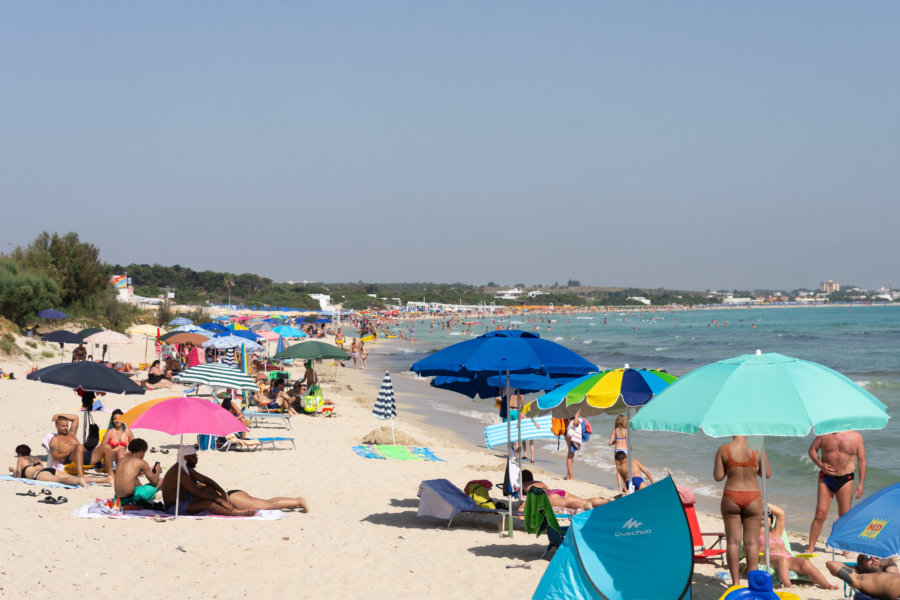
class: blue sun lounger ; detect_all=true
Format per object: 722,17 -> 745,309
219,436 -> 295,451
417,479 -> 506,531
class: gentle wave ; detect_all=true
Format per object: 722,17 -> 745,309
430,402 -> 496,425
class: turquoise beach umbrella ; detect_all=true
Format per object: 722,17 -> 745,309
631,349 -> 890,571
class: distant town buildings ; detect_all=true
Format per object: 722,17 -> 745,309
820,280 -> 840,293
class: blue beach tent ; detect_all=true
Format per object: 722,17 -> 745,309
533,476 -> 693,600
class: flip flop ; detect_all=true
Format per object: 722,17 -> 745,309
39,488 -> 52,496
149,447 -> 158,453
15,490 -> 37,497
159,448 -> 170,454
37,496 -> 61,505
55,496 -> 68,504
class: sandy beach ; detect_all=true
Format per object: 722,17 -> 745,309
0,331 -> 850,600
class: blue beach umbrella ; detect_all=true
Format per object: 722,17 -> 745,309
827,483 -> 900,558
411,330 -> 596,537
37,308 -> 67,320
202,335 -> 264,352
214,329 -> 260,342
271,325 -> 307,338
199,322 -> 227,332
168,317 -> 193,326
275,335 -> 285,355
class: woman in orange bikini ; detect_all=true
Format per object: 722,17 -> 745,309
100,409 -> 134,464
713,435 -> 771,586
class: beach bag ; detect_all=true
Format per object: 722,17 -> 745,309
581,420 -> 592,443
464,480 -> 496,509
84,423 -> 100,452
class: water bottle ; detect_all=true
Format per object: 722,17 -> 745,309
715,571 -> 730,581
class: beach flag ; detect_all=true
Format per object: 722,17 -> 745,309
373,371 -> 397,444
155,327 -> 161,355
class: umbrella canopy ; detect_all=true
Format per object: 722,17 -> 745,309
83,330 -> 134,345
214,329 -> 259,342
271,325 -> 307,338
537,367 -> 678,418
431,372 -> 573,399
254,330 -> 279,341
162,332 -> 210,346
631,351 -> 889,437
249,323 -> 272,332
275,335 -> 286,355
168,318 -> 193,326
171,324 -> 205,333
827,483 -> 900,558
273,340 -> 349,361
76,327 -> 104,338
40,330 -> 84,344
225,323 -> 250,331
121,396 -> 248,436
411,330 -> 596,379
127,324 -> 165,336
27,361 -> 145,394
198,322 -> 227,332
373,371 -> 397,420
37,308 -> 67,319
201,336 -> 263,351
174,363 -> 259,391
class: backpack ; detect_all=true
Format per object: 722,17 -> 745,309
83,412 -> 100,452
551,418 -> 568,450
464,480 -> 496,509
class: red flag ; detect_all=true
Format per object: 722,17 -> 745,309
155,327 -> 161,355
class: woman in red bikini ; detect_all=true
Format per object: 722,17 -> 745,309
100,409 -> 134,463
713,435 -> 771,586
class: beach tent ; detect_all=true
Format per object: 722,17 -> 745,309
533,476 -> 693,600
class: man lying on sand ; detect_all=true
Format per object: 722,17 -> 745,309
11,444 -> 109,486
161,446 -> 308,516
828,561 -> 900,600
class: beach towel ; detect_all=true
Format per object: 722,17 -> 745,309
0,474 -> 81,489
351,445 -> 445,462
73,499 -> 286,520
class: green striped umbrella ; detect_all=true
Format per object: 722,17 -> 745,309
174,363 -> 259,391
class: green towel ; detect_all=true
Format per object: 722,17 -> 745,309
524,489 -> 561,536
374,445 -> 419,460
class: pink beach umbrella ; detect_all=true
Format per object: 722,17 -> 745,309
121,396 -> 247,517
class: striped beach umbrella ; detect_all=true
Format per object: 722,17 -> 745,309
174,363 -> 259,391
373,371 -> 397,444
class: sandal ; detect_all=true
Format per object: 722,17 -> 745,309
149,447 -> 158,453
15,490 -> 37,497
37,496 -> 63,505
55,496 -> 68,504
39,488 -> 53,496
160,448 -> 170,454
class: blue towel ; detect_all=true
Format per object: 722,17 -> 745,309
0,474 -> 80,489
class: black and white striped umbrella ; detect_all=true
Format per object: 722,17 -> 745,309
373,371 -> 397,420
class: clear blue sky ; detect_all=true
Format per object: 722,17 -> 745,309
3,3 -> 898,291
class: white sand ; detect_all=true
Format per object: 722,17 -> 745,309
0,331 -> 847,599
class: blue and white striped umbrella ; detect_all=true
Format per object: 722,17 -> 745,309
169,318 -> 194,326
373,371 -> 397,420
201,335 -> 264,352
175,362 -> 259,391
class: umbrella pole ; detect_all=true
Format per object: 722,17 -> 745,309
143,336 -> 149,364
626,407 -> 634,494
760,436 -> 770,571
506,371 -> 513,538
390,416 -> 395,446
175,434 -> 183,519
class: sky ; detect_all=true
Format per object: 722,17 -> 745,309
3,3 -> 899,292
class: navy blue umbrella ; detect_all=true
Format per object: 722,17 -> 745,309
199,322 -> 227,332
431,373 -> 579,399
37,308 -> 67,319
27,361 -> 145,395
41,330 -> 85,344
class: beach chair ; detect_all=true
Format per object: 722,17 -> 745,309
683,502 -> 727,566
246,411 -> 292,430
219,434 -> 295,451
417,479 -> 506,531
524,487 -> 569,558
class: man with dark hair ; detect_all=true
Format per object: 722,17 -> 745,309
828,561 -> 900,600
114,438 -> 162,507
856,554 -> 899,575
46,413 -> 115,487
807,431 -> 866,552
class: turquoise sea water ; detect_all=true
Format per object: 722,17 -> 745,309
370,305 -> 899,533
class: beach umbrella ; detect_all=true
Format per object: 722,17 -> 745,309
631,350 -> 890,570
41,330 -> 84,344
271,325 -> 307,338
162,332 -> 210,346
826,483 -> 900,558
121,396 -> 247,517
198,322 -> 227,332
168,318 -> 193,326
201,335 -> 264,352
77,327 -> 104,339
37,308 -> 67,320
171,324 -> 205,333
275,335 -> 286,355
254,330 -> 279,341
214,329 -> 259,342
373,371 -> 397,444
27,361 -> 145,395
174,363 -> 259,391
410,330 -> 596,537
273,340 -> 349,361
83,330 -> 133,362
127,324 -> 163,336
249,323 -> 272,332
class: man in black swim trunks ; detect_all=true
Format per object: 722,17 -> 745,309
807,430 -> 866,553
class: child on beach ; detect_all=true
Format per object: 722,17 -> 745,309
614,450 -> 654,492
609,414 -> 629,489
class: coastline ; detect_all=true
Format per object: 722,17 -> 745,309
0,330 -> 852,599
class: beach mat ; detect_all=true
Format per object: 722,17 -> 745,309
0,474 -> 82,489
73,500 -> 286,520
352,445 -> 445,462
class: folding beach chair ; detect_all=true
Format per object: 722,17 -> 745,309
683,502 -> 726,566
246,411 -> 292,430
417,479 -> 506,531
219,435 -> 295,451
524,487 -> 570,558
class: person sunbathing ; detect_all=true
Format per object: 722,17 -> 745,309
10,444 -> 109,486
142,360 -> 174,389
46,414 -> 116,487
521,469 -> 608,511
221,397 -> 250,427
261,379 -> 298,415
827,561 -> 900,600
114,438 -> 162,507
856,554 -> 899,575
100,409 -> 134,463
226,490 -> 308,512
160,446 -> 256,517
760,503 -> 838,590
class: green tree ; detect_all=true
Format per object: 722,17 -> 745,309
0,258 -> 61,325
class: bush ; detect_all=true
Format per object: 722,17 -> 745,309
0,333 -> 19,356
0,258 -> 61,325
25,340 -> 37,348
41,350 -> 55,358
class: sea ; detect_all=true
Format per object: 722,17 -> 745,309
364,305 -> 899,534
